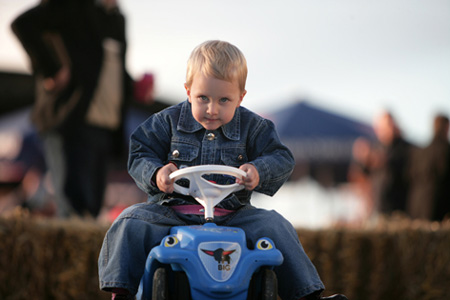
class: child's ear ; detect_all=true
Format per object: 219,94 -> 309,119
239,90 -> 247,104
184,83 -> 192,103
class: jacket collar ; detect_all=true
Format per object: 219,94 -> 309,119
178,100 -> 241,141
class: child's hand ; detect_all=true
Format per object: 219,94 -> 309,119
156,163 -> 178,193
237,163 -> 259,191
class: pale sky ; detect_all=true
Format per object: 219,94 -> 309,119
1,0 -> 450,146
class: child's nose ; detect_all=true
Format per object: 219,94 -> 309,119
207,102 -> 218,115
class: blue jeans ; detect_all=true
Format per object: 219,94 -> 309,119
98,203 -> 324,300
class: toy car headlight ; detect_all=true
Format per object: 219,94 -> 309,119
163,236 -> 179,247
256,238 -> 274,250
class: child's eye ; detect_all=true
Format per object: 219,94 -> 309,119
219,98 -> 229,103
200,96 -> 209,102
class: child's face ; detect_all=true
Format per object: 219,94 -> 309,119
185,74 -> 246,131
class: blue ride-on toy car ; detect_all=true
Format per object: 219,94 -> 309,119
137,165 -> 283,300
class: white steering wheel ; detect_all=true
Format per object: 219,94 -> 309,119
169,165 -> 246,220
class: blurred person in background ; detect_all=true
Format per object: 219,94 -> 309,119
408,113 -> 450,221
370,110 -> 415,216
347,137 -> 377,221
11,0 -> 132,218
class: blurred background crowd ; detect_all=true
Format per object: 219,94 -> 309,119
0,0 -> 449,227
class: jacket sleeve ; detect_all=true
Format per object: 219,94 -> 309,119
127,113 -> 172,195
247,118 -> 295,196
11,3 -> 63,77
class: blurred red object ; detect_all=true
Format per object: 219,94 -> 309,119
108,205 -> 128,222
0,161 -> 25,184
134,73 -> 154,104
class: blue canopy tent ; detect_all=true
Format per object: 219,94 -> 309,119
266,100 -> 376,185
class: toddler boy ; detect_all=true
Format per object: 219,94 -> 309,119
98,40 -> 347,300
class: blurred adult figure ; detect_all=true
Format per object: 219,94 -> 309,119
347,137 -> 377,221
371,110 -> 414,215
11,0 -> 132,218
408,114 -> 450,221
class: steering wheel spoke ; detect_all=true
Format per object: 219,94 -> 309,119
169,165 -> 247,220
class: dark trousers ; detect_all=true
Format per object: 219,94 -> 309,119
43,124 -> 114,217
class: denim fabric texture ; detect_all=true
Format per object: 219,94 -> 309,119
98,100 -> 325,299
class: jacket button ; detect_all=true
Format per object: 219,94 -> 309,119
172,150 -> 180,158
206,133 -> 215,141
237,155 -> 243,161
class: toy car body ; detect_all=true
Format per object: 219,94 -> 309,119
137,165 -> 283,300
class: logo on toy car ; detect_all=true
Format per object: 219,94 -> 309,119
201,248 -> 236,265
198,241 -> 241,282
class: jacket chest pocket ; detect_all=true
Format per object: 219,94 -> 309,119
169,141 -> 199,164
221,146 -> 248,167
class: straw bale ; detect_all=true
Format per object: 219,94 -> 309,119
0,209 -> 110,300
297,217 -> 450,300
1,209 -> 450,300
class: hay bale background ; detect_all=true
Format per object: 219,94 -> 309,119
1,210 -> 450,300
0,210 -> 109,300
298,218 -> 450,300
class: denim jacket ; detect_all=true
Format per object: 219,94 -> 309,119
128,100 -> 295,208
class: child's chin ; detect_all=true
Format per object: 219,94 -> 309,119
202,122 -> 221,131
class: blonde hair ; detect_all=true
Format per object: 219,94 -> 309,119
185,40 -> 247,92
